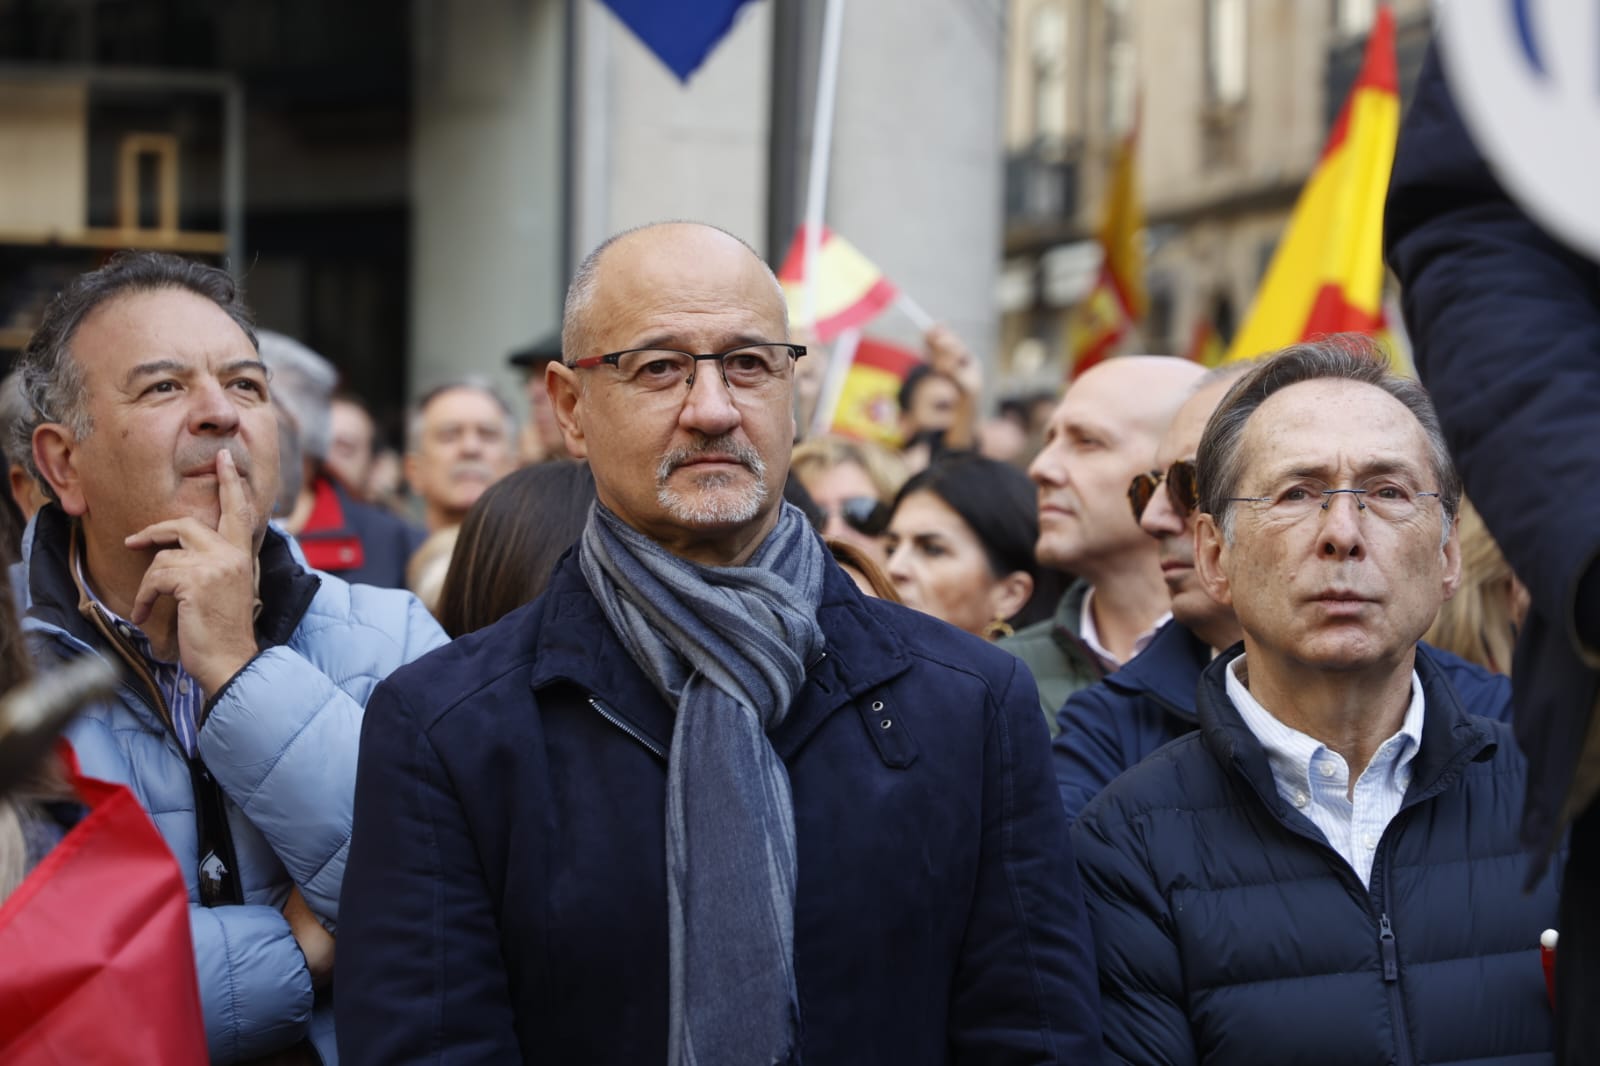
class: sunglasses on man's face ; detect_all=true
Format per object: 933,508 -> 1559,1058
824,496 -> 892,537
1127,459 -> 1200,522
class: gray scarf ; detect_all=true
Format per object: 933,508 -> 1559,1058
579,501 -> 828,1066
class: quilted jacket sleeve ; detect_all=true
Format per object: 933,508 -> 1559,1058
189,904 -> 316,1062
1071,799 -> 1196,1066
337,677 -> 522,1065
197,591 -> 447,925
948,657 -> 1104,1063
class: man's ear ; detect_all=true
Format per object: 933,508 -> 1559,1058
1193,513 -> 1234,607
1439,516 -> 1463,602
31,424 -> 85,516
546,362 -> 588,459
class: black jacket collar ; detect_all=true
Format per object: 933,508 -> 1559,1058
1102,619 -> 1213,719
1196,643 -> 1497,823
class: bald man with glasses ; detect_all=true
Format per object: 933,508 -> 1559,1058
339,221 -> 1102,1064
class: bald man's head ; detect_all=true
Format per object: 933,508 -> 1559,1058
560,222 -> 787,368
546,221 -> 801,565
1028,356 -> 1205,576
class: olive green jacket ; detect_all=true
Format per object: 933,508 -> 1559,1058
997,578 -> 1109,736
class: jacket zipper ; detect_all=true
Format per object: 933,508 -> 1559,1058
587,696 -> 666,760
1375,835 -> 1414,1066
1233,753 -> 1418,1065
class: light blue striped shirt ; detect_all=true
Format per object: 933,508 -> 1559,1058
1226,655 -> 1424,887
76,554 -> 203,758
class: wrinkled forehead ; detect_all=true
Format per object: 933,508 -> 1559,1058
590,229 -> 786,350
1239,379 -> 1433,484
75,288 -> 256,391
421,387 -> 508,430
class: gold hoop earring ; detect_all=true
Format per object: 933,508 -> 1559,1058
982,617 -> 1014,642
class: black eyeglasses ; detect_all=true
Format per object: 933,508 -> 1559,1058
191,761 -> 243,908
1128,459 -> 1199,521
824,496 -> 892,537
568,343 -> 806,393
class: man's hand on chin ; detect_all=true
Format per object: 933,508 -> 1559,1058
124,449 -> 261,696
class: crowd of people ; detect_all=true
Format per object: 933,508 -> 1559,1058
0,41 -> 1592,1066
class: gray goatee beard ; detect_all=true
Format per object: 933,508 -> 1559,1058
656,435 -> 769,526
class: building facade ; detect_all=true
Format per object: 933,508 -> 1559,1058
998,0 -> 1431,387
0,0 -> 1007,436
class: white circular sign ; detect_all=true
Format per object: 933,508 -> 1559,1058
1438,0 -> 1600,259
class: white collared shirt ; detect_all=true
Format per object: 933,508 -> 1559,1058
1078,586 -> 1169,671
1226,655 -> 1425,887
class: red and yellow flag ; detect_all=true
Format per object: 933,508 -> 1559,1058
1185,317 -> 1226,367
777,226 -> 899,342
827,334 -> 922,447
1067,121 -> 1147,377
1224,5 -> 1398,363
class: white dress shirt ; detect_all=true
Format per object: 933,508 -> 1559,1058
1226,655 -> 1424,887
1078,587 -> 1169,671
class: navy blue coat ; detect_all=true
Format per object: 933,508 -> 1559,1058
1073,645 -> 1559,1065
1053,619 -> 1513,822
1386,44 -> 1600,867
338,552 -> 1103,1064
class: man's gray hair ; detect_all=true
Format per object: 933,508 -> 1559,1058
1196,335 -> 1462,542
12,251 -> 256,503
560,221 -> 789,366
406,378 -> 518,454
0,373 -> 32,469
256,331 -> 338,460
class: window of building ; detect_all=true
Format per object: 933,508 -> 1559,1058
1030,2 -> 1071,148
1333,0 -> 1378,38
1103,0 -> 1136,135
1204,0 -> 1247,107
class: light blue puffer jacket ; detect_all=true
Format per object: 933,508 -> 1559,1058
21,507 -> 448,1064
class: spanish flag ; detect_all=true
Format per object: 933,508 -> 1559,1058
826,334 -> 922,447
1067,119 -> 1147,377
1224,5 -> 1398,363
1185,317 -> 1226,367
777,226 -> 899,342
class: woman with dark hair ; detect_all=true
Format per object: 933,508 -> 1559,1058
883,454 -> 1060,640
436,460 -> 598,637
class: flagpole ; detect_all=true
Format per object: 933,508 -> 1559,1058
810,329 -> 861,438
801,0 -> 852,437
894,291 -> 936,333
802,0 -> 847,330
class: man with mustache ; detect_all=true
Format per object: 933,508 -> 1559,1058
403,379 -> 519,533
1071,338 -> 1559,1063
1052,362 -> 1512,822
339,221 -> 1103,1063
16,251 -> 447,1063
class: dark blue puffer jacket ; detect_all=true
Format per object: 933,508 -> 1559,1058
1053,619 -> 1513,822
1072,645 -> 1559,1065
